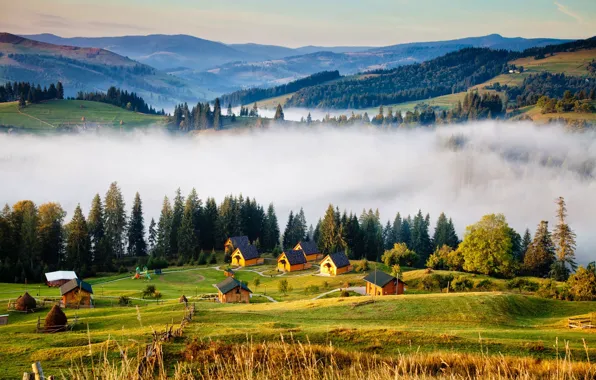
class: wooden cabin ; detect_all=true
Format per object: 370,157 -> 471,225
320,252 -> 353,276
224,268 -> 235,278
231,244 -> 264,267
215,277 -> 252,303
224,236 -> 250,254
60,278 -> 93,308
294,241 -> 323,262
45,270 -> 78,287
277,250 -> 312,272
363,270 -> 406,296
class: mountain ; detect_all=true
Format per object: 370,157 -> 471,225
0,33 -> 208,108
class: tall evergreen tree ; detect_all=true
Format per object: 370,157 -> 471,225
12,200 -> 41,279
383,220 -> 393,250
178,192 -> 200,262
410,210 -> 432,266
360,209 -> 383,261
520,228 -> 532,262
65,204 -> 91,273
169,188 -> 184,256
282,211 -> 295,249
155,196 -> 172,257
104,182 -> 127,258
274,104 -> 284,121
201,197 -> 219,250
56,82 -> 64,99
551,197 -> 577,280
127,192 -> 146,256
148,218 -> 157,252
37,203 -> 66,271
262,203 -> 280,251
88,194 -> 109,269
432,213 -> 459,250
400,216 -> 412,248
524,221 -> 555,277
319,205 -> 340,254
213,98 -> 222,130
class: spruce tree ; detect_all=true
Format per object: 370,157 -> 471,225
274,104 -> 284,121
56,82 -> 64,99
227,103 -> 233,117
410,210 -> 432,266
520,228 -> 532,262
37,203 -> 66,270
319,205 -> 338,254
88,194 -> 109,269
201,198 -> 219,250
262,203 -> 280,251
213,98 -> 221,130
524,221 -> 555,277
178,193 -> 200,262
282,211 -> 295,249
65,204 -> 91,273
306,112 -> 312,124
148,218 -> 157,252
104,182 -> 126,258
400,216 -> 412,248
383,220 -> 393,250
127,192 -> 146,256
551,197 -> 577,280
169,188 -> 184,256
156,196 -> 173,257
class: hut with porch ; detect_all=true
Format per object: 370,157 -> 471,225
224,236 -> 250,254
294,241 -> 323,262
60,279 -> 94,308
320,252 -> 353,276
224,268 -> 235,278
363,270 -> 406,296
231,244 -> 264,267
45,271 -> 78,287
277,250 -> 312,272
215,277 -> 252,303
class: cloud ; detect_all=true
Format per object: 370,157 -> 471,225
1,122 -> 595,264
554,2 -> 584,24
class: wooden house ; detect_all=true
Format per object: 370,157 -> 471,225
224,268 -> 235,278
294,241 -> 323,262
224,236 -> 250,254
277,250 -> 312,272
320,252 -> 353,276
215,277 -> 252,303
363,270 -> 405,296
60,278 -> 93,308
231,244 -> 264,267
45,271 -> 78,287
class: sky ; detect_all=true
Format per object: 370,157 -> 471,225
1,0 -> 595,47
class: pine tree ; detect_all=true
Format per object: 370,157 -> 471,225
391,213 -> 402,245
319,205 -> 338,254
88,194 -> 109,269
262,203 -> 280,251
551,197 -> 577,280
520,228 -> 532,262
201,197 -> 219,250
169,188 -> 184,256
410,210 -> 432,266
56,82 -> 64,99
227,103 -> 233,117
127,192 -> 146,256
104,182 -> 127,258
252,102 -> 259,117
178,192 -> 200,262
213,98 -> 221,130
306,112 -> 312,124
65,204 -> 91,273
383,220 -> 393,250
156,196 -> 172,257
148,218 -> 157,252
37,203 -> 65,270
524,221 -> 555,277
400,216 -> 412,248
274,104 -> 284,121
282,211 -> 295,249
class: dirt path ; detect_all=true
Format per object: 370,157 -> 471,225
311,286 -> 366,300
16,105 -> 57,128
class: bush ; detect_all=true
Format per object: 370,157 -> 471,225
118,296 -> 131,306
323,281 -> 330,289
474,279 -> 495,291
340,290 -> 350,297
147,257 -> 168,270
354,259 -> 369,273
536,279 -> 559,299
566,264 -> 596,301
382,243 -> 418,267
118,265 -> 127,274
507,278 -> 539,293
209,253 -> 218,264
197,251 -> 207,265
304,285 -> 320,295
451,277 -> 474,292
142,285 -> 157,299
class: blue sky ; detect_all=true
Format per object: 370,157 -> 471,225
1,0 -> 595,46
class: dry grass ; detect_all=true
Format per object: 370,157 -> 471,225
64,336 -> 596,379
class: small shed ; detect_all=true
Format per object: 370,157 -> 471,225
215,277 -> 252,304
60,279 -> 93,308
0,314 -> 8,325
45,271 -> 78,287
320,252 -> 353,276
224,268 -> 235,278
277,250 -> 312,272
363,270 -> 406,296
231,245 -> 264,267
294,241 -> 323,262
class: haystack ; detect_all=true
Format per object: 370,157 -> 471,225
44,305 -> 67,332
179,295 -> 188,304
15,292 -> 36,312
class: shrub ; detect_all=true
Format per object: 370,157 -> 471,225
209,253 -> 218,264
507,278 -> 539,293
323,281 -> 330,289
340,290 -> 350,297
475,279 -> 495,291
536,279 -> 559,299
147,257 -> 168,270
278,279 -> 291,295
420,276 -> 440,291
304,285 -> 320,295
354,259 -> 369,273
426,253 -> 444,270
382,243 -> 418,267
566,264 -> 596,301
197,251 -> 207,265
118,265 -> 127,274
451,277 -> 474,292
142,285 -> 157,298
118,296 -> 131,306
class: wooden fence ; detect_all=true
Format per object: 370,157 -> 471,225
35,314 -> 78,333
568,317 -> 594,329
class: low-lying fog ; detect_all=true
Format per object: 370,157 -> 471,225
1,122 -> 595,263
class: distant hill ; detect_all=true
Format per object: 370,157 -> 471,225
0,33 -> 208,108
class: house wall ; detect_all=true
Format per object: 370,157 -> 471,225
219,288 -> 250,303
336,265 -> 353,275
305,253 -> 323,262
320,259 -> 335,276
62,290 -> 92,307
233,250 -> 263,267
365,281 -> 404,296
47,279 -> 71,287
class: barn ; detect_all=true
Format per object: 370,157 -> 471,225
363,270 -> 406,296
320,252 -> 353,276
277,250 -> 312,272
45,271 -> 78,287
215,277 -> 252,303
60,278 -> 94,308
294,241 -> 323,262
231,244 -> 264,267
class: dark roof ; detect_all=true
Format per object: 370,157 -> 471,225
281,250 -> 307,265
215,277 -> 252,294
297,241 -> 319,255
224,268 -> 235,274
327,252 -> 351,268
228,236 -> 249,248
363,270 -> 398,288
236,244 -> 260,260
59,278 -> 93,295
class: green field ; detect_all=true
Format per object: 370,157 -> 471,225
1,263 -> 595,378
0,100 -> 166,131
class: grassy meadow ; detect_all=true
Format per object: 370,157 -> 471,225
1,262 -> 595,378
0,100 -> 166,131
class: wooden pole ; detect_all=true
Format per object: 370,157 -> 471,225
31,362 -> 43,380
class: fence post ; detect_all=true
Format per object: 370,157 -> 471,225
31,362 -> 43,380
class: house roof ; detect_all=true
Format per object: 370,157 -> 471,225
297,241 -> 319,255
228,236 -> 249,248
281,250 -> 307,265
45,271 -> 78,282
59,278 -> 93,295
363,270 -> 398,288
235,244 -> 260,260
215,277 -> 252,294
224,268 -> 235,274
326,252 -> 351,268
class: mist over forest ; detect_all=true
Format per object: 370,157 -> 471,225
1,121 -> 594,262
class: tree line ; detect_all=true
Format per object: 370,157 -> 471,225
75,86 -> 165,115
172,99 -> 223,131
0,81 -> 64,106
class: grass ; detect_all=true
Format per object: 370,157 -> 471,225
509,103 -> 596,123
511,49 -> 596,76
2,266 -> 596,378
0,100 -> 166,131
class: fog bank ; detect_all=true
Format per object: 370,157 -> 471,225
1,122 -> 595,263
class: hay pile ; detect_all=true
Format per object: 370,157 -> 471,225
15,292 -> 36,312
179,295 -> 188,303
44,305 -> 67,332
